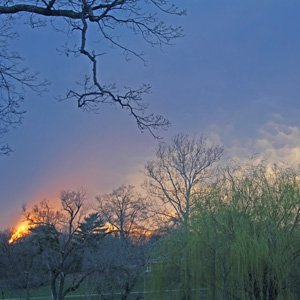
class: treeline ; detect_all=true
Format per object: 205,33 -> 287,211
0,186 -> 152,300
151,161 -> 300,300
2,134 -> 300,300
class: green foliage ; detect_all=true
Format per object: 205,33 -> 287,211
150,162 -> 300,300
75,212 -> 107,246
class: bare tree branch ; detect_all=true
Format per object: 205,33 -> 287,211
144,134 -> 224,229
0,18 -> 48,154
0,0 -> 185,146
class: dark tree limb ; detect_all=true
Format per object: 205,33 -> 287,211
0,0 -> 185,145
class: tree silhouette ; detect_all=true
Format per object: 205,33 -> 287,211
0,0 -> 185,152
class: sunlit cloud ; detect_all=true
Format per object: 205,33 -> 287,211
211,120 -> 300,165
255,121 -> 300,164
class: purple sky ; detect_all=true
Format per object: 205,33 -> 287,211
1,0 -> 300,229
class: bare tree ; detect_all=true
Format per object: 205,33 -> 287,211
96,185 -> 149,240
95,185 -> 151,299
0,1 -> 185,143
0,18 -> 47,155
144,133 -> 224,229
22,189 -> 106,300
23,199 -> 63,227
143,134 -> 223,299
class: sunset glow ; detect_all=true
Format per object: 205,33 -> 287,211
9,221 -> 31,244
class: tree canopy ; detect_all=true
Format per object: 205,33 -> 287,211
144,133 -> 224,230
151,161 -> 300,300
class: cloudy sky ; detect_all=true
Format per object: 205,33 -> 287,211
1,0 -> 300,229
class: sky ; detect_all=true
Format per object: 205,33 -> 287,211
1,0 -> 300,229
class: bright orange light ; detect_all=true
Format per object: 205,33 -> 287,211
105,223 -> 152,239
9,221 -> 31,244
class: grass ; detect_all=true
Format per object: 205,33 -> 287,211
0,275 -> 148,300
0,285 -> 51,300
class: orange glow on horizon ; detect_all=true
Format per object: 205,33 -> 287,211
9,221 -> 31,244
105,223 -> 153,239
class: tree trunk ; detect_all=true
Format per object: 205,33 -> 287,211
57,272 -> 65,300
51,272 -> 65,300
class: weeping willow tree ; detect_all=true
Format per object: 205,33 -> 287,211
148,161 -> 300,300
